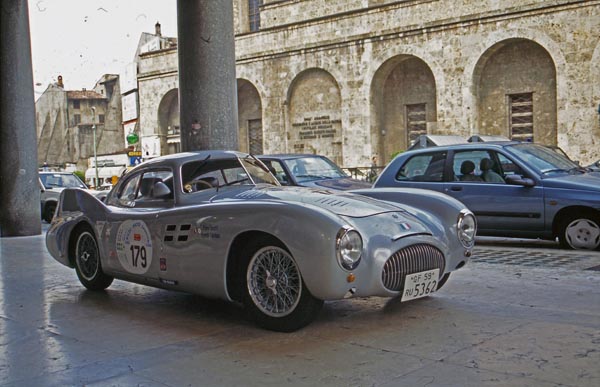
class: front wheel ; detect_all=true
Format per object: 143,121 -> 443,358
558,213 -> 600,250
242,239 -> 323,332
436,272 -> 451,291
73,226 -> 114,290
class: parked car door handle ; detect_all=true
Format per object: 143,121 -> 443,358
449,186 -> 463,192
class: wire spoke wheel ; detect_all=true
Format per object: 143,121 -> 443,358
72,225 -> 113,290
76,231 -> 99,280
247,246 -> 301,318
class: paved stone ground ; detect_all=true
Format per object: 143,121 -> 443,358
472,246 -> 600,271
0,231 -> 599,387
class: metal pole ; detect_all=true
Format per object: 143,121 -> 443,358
92,107 -> 98,188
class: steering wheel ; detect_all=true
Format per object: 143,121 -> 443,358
184,179 -> 214,192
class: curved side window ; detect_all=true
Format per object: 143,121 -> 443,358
107,169 -> 174,208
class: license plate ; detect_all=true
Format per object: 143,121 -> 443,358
401,268 -> 440,302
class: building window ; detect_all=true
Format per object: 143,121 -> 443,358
248,0 -> 262,32
73,114 -> 81,125
406,103 -> 427,144
248,119 -> 263,154
509,93 -> 533,142
98,114 -> 105,124
73,100 -> 80,109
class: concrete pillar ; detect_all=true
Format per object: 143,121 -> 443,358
177,0 -> 239,151
0,0 -> 41,236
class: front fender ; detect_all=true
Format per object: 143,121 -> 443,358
351,187 -> 474,256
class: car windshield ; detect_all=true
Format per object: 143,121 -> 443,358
240,155 -> 280,185
283,156 -> 347,183
40,173 -> 87,189
181,154 -> 279,193
507,143 -> 580,174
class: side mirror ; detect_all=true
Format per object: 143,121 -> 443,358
505,175 -> 535,187
153,182 -> 172,198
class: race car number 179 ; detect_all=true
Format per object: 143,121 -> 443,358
116,220 -> 153,275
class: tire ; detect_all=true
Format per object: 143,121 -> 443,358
43,202 -> 56,223
73,225 -> 114,290
241,237 -> 323,332
558,213 -> 600,250
436,272 -> 451,291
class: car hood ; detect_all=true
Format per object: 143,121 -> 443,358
213,185 -> 406,218
300,177 -> 372,191
542,173 -> 600,192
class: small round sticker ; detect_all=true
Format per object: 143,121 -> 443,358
116,220 -> 153,274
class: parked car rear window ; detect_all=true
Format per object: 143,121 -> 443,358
396,152 -> 447,182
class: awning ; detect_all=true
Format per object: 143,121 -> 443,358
85,166 -> 127,184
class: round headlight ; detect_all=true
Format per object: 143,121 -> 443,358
457,210 -> 477,248
336,228 -> 363,271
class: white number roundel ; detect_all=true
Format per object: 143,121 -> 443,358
116,220 -> 153,274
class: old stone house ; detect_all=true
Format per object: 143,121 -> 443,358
36,74 -> 124,171
135,0 -> 599,167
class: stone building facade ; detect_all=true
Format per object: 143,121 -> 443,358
136,0 -> 600,167
36,75 -> 124,171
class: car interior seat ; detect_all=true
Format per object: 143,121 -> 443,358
138,177 -> 162,199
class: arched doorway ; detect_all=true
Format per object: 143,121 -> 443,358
287,68 -> 343,166
474,39 -> 557,145
237,79 -> 263,154
157,89 -> 180,155
370,56 -> 437,163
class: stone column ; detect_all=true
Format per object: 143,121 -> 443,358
177,0 -> 239,151
0,0 -> 41,236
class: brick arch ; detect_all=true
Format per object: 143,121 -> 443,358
285,68 -> 343,165
470,38 -> 557,145
157,88 -> 179,155
591,41 -> 600,159
235,68 -> 269,101
592,41 -> 600,113
464,29 -> 565,140
236,78 -> 263,154
369,54 -> 438,163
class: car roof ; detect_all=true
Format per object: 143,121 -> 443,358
129,150 -> 247,171
256,154 -> 327,160
399,141 -> 524,155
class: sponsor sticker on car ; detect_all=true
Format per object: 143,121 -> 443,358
401,268 -> 440,302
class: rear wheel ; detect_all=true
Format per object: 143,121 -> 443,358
241,237 -> 323,332
73,225 -> 113,290
558,213 -> 600,250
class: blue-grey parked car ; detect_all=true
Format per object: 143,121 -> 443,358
374,142 -> 600,250
257,154 -> 372,190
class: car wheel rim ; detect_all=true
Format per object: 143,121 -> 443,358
76,231 -> 99,280
565,218 -> 600,250
247,246 -> 301,318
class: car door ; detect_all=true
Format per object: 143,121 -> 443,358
103,168 -> 174,280
443,149 -> 545,236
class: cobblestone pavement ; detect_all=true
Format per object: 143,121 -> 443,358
1,230 -> 598,386
472,244 -> 600,271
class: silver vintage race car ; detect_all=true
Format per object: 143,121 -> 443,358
46,151 -> 476,331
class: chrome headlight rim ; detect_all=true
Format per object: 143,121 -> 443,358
336,226 -> 363,271
457,209 -> 477,248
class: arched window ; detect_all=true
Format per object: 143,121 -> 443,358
248,0 -> 262,31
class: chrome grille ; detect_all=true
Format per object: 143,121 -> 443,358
382,244 -> 445,291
